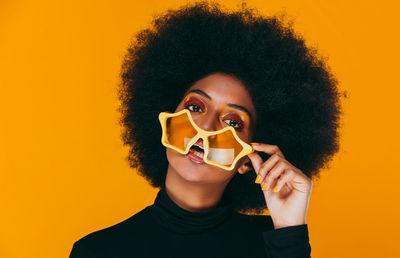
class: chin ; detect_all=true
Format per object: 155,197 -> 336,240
166,148 -> 232,184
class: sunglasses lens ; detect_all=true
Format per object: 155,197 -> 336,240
165,112 -> 197,152
207,130 -> 244,166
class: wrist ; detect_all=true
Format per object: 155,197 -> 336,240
273,218 -> 306,229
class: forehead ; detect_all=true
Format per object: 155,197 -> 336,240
185,73 -> 255,113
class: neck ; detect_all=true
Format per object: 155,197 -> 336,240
164,165 -> 229,213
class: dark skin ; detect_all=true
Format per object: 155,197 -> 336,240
165,72 -> 313,229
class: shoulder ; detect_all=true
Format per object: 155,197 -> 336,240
70,206 -> 152,257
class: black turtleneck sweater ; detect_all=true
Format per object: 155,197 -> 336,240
69,187 -> 311,258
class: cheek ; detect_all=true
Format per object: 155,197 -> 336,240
166,148 -> 178,164
237,132 -> 252,143
235,124 -> 254,142
166,148 -> 189,173
165,148 -> 190,171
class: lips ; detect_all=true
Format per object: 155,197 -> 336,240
186,152 -> 205,164
186,138 -> 205,164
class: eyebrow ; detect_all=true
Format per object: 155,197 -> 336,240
185,89 -> 253,121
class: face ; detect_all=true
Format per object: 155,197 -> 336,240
166,72 -> 257,185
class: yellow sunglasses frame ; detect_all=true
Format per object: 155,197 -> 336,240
158,109 -> 254,171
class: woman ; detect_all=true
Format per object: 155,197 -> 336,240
70,1 -> 343,257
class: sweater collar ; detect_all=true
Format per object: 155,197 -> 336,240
150,187 -> 234,234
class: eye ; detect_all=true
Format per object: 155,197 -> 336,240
222,113 -> 245,131
223,119 -> 243,130
185,104 -> 204,112
183,96 -> 206,113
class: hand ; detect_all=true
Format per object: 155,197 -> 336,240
248,143 -> 313,229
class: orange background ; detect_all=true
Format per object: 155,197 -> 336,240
1,0 -> 399,257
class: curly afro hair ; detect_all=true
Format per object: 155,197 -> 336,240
117,0 -> 345,214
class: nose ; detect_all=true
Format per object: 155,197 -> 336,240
193,112 -> 218,132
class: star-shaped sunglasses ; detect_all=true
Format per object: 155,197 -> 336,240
159,109 -> 255,170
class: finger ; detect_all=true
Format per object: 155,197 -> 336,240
248,153 -> 263,182
258,154 -> 281,185
264,161 -> 287,191
275,170 -> 295,192
251,143 -> 285,158
271,175 -> 281,192
262,173 -> 280,192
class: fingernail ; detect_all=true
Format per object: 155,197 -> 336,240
262,183 -> 267,191
273,185 -> 278,192
255,174 -> 261,184
251,142 -> 260,146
